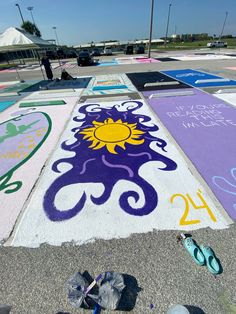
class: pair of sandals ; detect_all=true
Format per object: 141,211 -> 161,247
182,236 -> 221,275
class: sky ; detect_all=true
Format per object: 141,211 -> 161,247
0,0 -> 236,46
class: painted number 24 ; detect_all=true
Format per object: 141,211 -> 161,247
170,189 -> 217,225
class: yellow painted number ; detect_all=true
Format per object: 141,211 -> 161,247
170,189 -> 217,226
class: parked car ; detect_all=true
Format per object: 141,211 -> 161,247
91,48 -> 101,56
77,51 -> 94,66
207,41 -> 227,48
56,49 -> 67,59
66,50 -> 78,58
103,47 -> 112,55
135,46 -> 145,54
45,50 -> 57,59
124,45 -> 134,55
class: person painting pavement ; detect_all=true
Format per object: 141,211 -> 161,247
41,55 -> 53,80
61,69 -> 74,80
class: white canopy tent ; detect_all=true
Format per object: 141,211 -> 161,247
0,27 -> 52,48
0,27 -> 55,61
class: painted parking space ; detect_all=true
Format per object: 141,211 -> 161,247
0,95 -> 80,241
213,91 -> 236,108
20,79 -> 89,101
97,60 -> 118,66
1,69 -> 235,247
126,71 -> 190,91
162,69 -> 236,88
82,74 -> 136,96
173,54 -> 236,61
46,77 -> 92,89
10,99 -> 230,247
145,87 -> 236,220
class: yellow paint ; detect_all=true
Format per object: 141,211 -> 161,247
170,193 -> 201,225
187,189 -> 217,222
80,118 -> 145,154
0,151 -> 28,159
17,140 -> 26,149
170,190 -> 217,225
36,128 -> 46,137
26,135 -> 34,140
95,123 -> 131,142
28,144 -> 36,149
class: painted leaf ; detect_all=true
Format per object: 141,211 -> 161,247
0,112 -> 51,193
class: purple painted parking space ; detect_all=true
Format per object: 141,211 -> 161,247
144,88 -> 236,220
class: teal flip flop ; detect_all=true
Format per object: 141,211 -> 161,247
183,237 -> 205,266
200,245 -> 220,275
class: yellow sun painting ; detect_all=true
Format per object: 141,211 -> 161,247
80,118 -> 145,154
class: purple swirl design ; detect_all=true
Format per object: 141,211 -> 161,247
128,152 -> 152,160
102,155 -> 134,177
43,101 -> 177,221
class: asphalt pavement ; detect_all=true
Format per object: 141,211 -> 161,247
0,226 -> 235,313
0,49 -> 236,314
1,49 -> 236,83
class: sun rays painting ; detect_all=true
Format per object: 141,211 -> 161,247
80,118 -> 145,154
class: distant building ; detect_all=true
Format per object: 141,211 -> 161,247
170,33 -> 211,42
74,38 -> 164,51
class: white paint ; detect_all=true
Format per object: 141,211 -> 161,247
215,88 -> 236,94
0,81 -> 20,86
11,100 -> 230,247
22,89 -> 82,100
195,78 -> 230,84
149,91 -> 195,98
144,81 -> 179,87
115,57 -> 139,64
214,92 -> 236,108
175,55 -> 236,61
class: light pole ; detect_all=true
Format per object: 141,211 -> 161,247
52,26 -> 60,46
27,6 -> 36,25
15,3 -> 25,24
164,3 -> 172,48
52,26 -> 63,71
148,0 -> 155,58
219,11 -> 228,41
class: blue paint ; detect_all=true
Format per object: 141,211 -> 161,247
93,304 -> 101,314
92,85 -> 128,91
97,61 -> 118,66
47,77 -> 92,90
212,167 -> 236,213
162,69 -> 236,87
0,101 -> 15,112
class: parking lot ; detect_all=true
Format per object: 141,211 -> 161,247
0,49 -> 236,313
